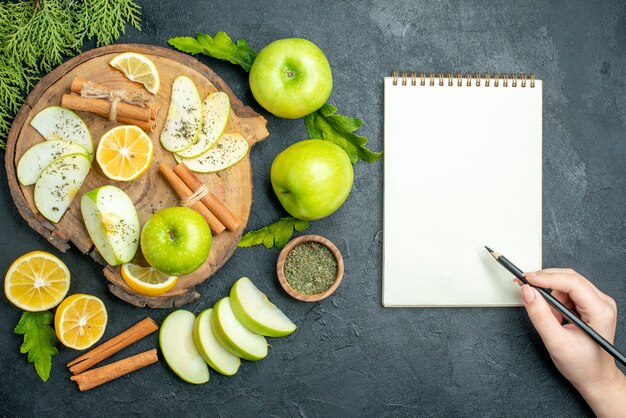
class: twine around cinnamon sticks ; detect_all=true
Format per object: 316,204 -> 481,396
61,77 -> 160,132
158,162 -> 241,235
68,317 -> 159,391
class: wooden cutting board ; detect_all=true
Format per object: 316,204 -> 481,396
4,44 -> 268,308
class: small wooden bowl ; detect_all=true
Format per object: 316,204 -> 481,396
276,235 -> 344,302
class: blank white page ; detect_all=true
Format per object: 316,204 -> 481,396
383,76 -> 542,307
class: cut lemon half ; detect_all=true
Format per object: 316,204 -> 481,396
4,251 -> 71,312
96,125 -> 154,181
109,52 -> 160,94
55,294 -> 107,350
121,263 -> 178,296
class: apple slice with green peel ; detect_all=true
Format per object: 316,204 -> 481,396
34,153 -> 91,223
18,140 -> 89,186
174,132 -> 249,173
193,308 -> 241,376
160,75 -> 203,153
80,185 -> 140,266
230,277 -> 297,337
160,310 -> 210,384
176,91 -> 231,158
211,297 -> 268,361
30,106 -> 94,160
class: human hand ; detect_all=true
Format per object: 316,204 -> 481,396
519,269 -> 626,417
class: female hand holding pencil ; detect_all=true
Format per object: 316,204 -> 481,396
520,269 -> 626,418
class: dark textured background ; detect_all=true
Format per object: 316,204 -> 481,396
1,1 -> 625,416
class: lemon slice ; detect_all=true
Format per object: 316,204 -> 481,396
121,263 -> 178,296
96,125 -> 154,181
55,294 -> 107,350
110,52 -> 160,94
4,251 -> 71,311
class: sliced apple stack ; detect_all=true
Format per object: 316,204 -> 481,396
160,76 -> 249,173
160,277 -> 296,383
80,185 -> 140,266
18,107 -> 94,223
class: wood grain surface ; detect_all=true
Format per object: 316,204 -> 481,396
5,44 -> 268,308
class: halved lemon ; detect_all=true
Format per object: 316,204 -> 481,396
4,251 -> 71,312
96,125 -> 154,181
55,294 -> 107,350
120,263 -> 178,296
109,52 -> 160,94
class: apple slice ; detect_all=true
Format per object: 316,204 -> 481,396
30,106 -> 94,160
160,75 -> 203,152
230,277 -> 297,337
193,308 -> 241,376
80,185 -> 140,266
160,310 -> 210,384
34,153 -> 91,223
174,132 -> 249,173
211,297 -> 268,361
17,140 -> 89,186
176,91 -> 230,158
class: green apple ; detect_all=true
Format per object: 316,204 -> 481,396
249,38 -> 332,119
175,91 -> 230,158
230,277 -> 296,337
18,140 -> 89,186
160,310 -> 210,384
34,153 -> 91,223
270,140 -> 353,220
30,106 -> 94,160
210,297 -> 268,361
81,185 -> 140,266
192,308 -> 241,376
160,75 -> 203,152
140,206 -> 212,276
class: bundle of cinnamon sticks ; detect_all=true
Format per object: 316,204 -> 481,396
68,318 -> 159,391
158,162 -> 241,235
61,77 -> 160,132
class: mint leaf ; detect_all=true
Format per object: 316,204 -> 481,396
14,311 -> 59,382
168,32 -> 257,72
305,104 -> 383,164
238,217 -> 308,249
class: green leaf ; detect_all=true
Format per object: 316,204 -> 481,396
238,217 -> 309,249
169,32 -> 257,72
14,311 -> 59,382
305,104 -> 383,164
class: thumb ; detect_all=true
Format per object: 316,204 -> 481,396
521,285 -> 564,350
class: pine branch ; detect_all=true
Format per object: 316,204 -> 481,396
79,0 -> 141,47
0,0 -> 142,149
2,0 -> 83,72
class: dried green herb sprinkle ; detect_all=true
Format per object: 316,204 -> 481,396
284,242 -> 338,295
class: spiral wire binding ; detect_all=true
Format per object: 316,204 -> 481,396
390,70 -> 536,88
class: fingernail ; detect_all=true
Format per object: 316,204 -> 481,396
524,272 -> 537,278
521,285 -> 535,304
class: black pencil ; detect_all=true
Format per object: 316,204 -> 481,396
485,246 -> 626,367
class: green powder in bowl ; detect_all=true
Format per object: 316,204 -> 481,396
283,241 -> 338,295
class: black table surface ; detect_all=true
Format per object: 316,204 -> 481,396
2,1 -> 625,416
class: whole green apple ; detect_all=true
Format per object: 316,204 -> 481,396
140,206 -> 212,276
270,140 -> 353,220
249,38 -> 332,119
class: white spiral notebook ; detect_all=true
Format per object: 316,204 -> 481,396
383,71 -> 543,307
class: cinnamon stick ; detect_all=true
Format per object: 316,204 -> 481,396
70,349 -> 158,391
158,163 -> 226,235
61,93 -> 152,122
71,77 -> 160,120
67,317 -> 158,375
174,163 -> 241,231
